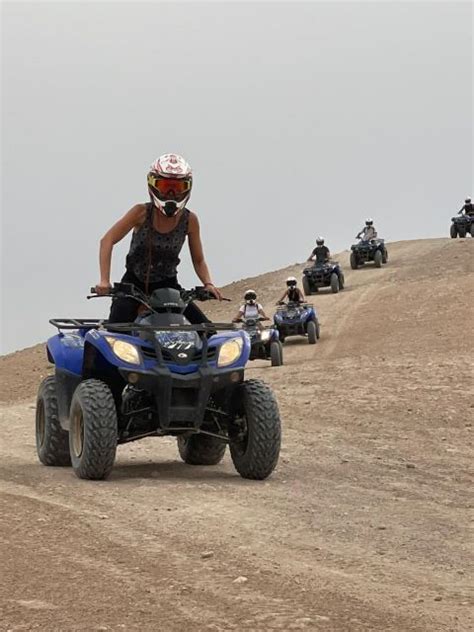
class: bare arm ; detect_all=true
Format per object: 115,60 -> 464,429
233,307 -> 244,322
307,252 -> 315,262
297,289 -> 305,302
96,204 -> 146,293
188,212 -> 222,300
258,306 -> 269,319
277,290 -> 288,303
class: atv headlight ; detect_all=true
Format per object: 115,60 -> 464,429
105,337 -> 141,365
218,338 -> 243,367
261,330 -> 271,342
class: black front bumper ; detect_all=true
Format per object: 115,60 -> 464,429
249,340 -> 270,360
305,271 -> 330,287
277,322 -> 305,336
119,366 -> 243,428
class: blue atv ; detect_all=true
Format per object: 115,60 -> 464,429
35,284 -> 281,481
350,238 -> 388,269
302,261 -> 345,295
273,302 -> 320,345
235,316 -> 283,367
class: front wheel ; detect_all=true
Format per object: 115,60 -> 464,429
458,226 -> 467,238
229,379 -> 281,480
330,273 -> 340,293
374,250 -> 383,268
450,224 -> 458,238
177,434 -> 226,465
36,376 -> 71,466
302,275 -> 312,296
350,252 -> 358,270
307,320 -> 317,344
69,379 -> 118,480
270,341 -> 283,366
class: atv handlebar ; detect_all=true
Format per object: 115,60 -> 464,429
89,283 -> 230,302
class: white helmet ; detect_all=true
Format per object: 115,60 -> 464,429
286,276 -> 297,287
147,153 -> 193,217
244,289 -> 257,304
365,218 -> 373,226
316,236 -> 324,245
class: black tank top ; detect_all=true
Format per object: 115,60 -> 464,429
288,288 -> 300,302
126,204 -> 190,283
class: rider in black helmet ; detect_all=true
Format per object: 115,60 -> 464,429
307,237 -> 330,265
458,197 -> 474,217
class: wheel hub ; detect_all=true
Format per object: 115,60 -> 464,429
71,409 -> 84,458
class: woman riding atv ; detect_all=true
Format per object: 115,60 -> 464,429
95,154 -> 222,324
233,290 -> 269,324
277,277 -> 305,305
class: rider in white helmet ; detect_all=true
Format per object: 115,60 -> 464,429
233,290 -> 268,323
357,219 -> 378,242
277,277 -> 305,305
95,153 -> 222,324
307,237 -> 331,264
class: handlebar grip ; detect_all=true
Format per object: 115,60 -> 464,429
90,287 -> 97,294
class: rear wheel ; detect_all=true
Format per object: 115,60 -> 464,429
229,379 -> 281,480
339,273 -> 345,289
302,275 -> 312,296
69,379 -> 118,480
177,434 -> 226,465
374,250 -> 383,268
382,248 -> 388,264
36,376 -> 71,466
330,273 -> 340,293
316,319 -> 321,339
470,223 -> 474,237
350,252 -> 358,269
450,224 -> 458,238
458,226 -> 467,238
307,321 -> 317,344
270,341 -> 283,366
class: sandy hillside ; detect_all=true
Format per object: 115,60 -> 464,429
0,238 -> 473,632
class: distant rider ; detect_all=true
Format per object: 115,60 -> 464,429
458,197 -> 474,217
233,290 -> 269,322
277,277 -> 305,304
307,237 -> 330,265
357,219 -> 378,242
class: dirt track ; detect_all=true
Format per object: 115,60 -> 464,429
0,238 -> 473,631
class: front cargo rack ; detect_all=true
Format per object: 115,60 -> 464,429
49,318 -> 238,333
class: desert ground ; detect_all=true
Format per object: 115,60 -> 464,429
0,238 -> 472,631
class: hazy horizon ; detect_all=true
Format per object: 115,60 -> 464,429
2,1 -> 473,354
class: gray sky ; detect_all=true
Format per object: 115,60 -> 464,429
1,1 -> 472,354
